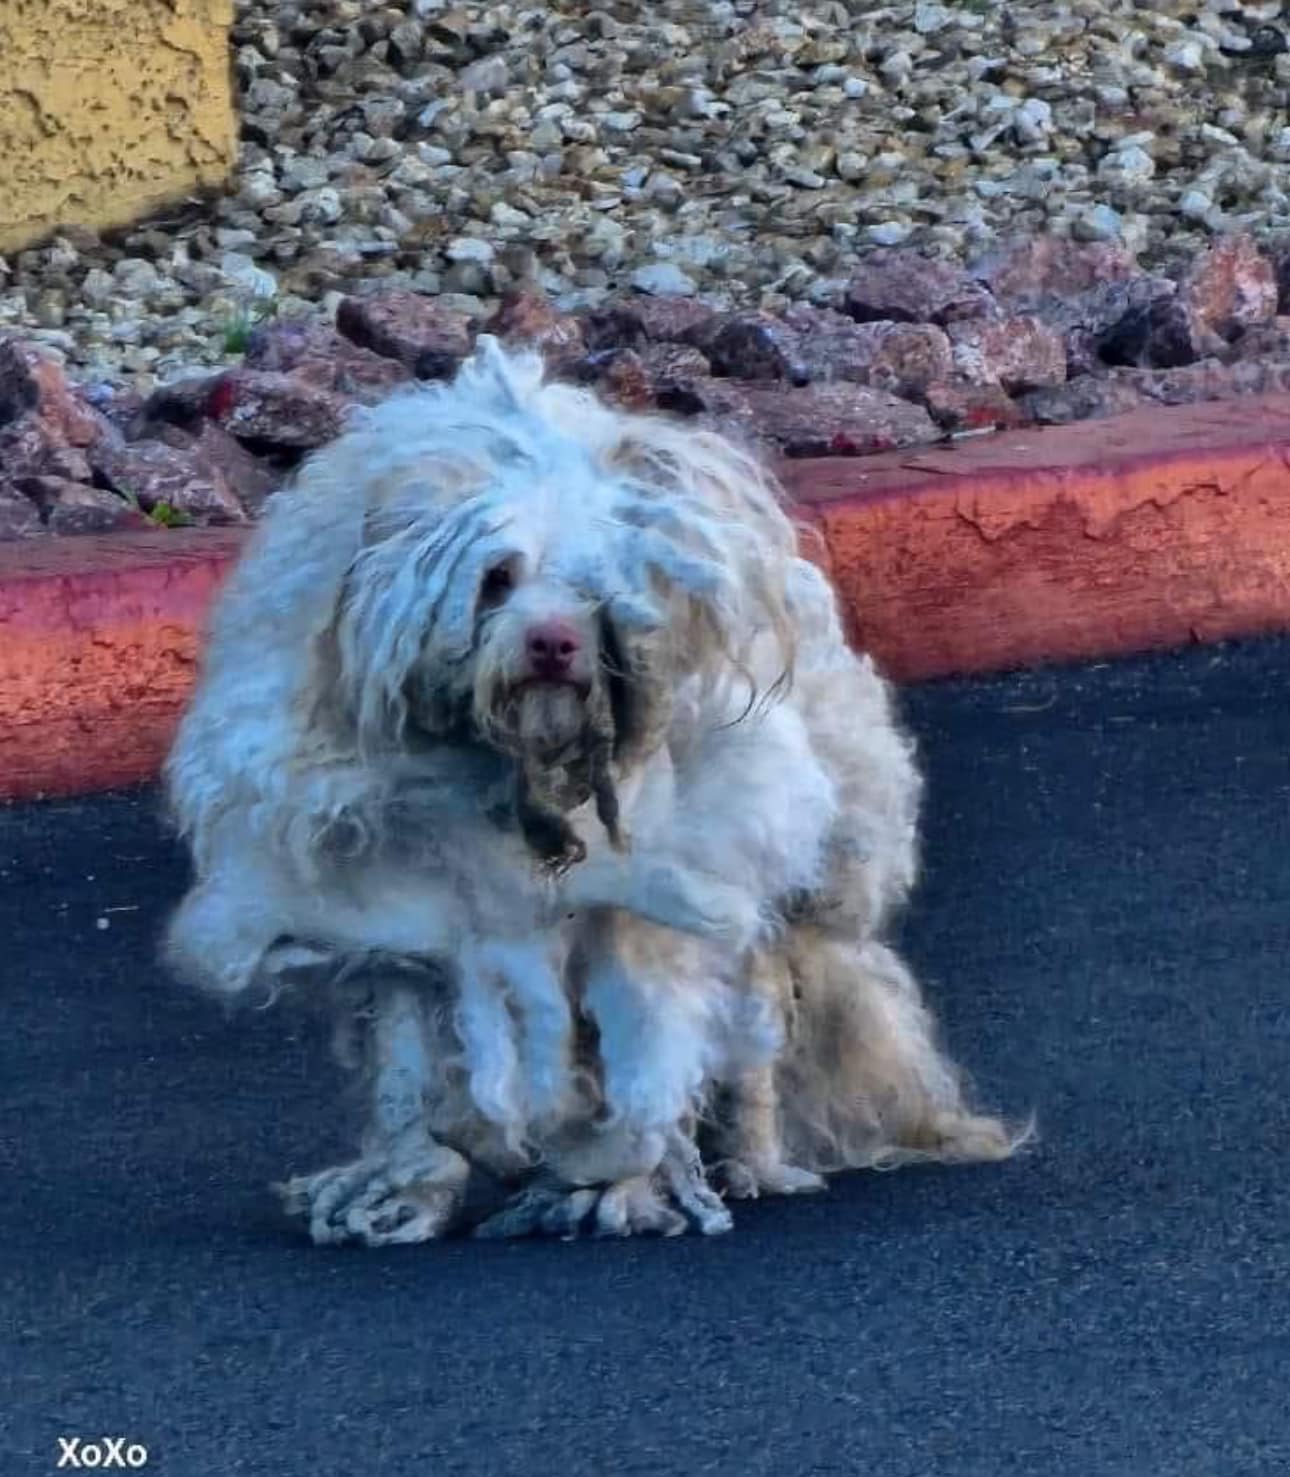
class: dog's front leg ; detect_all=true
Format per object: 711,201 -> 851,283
476,911 -> 735,1238
279,980 -> 472,1246
560,848 -> 763,951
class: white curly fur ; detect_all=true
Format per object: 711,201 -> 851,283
165,338 -> 1019,1244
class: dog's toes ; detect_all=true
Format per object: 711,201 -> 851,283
714,1157 -> 826,1200
593,1177 -> 688,1238
280,1143 -> 470,1246
540,1187 -> 600,1240
473,1184 -> 565,1239
344,1182 -> 465,1248
659,1133 -> 734,1234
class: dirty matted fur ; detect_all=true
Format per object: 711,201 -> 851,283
163,339 -> 1023,1245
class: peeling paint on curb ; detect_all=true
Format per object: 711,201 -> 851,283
781,394 -> 1290,681
4,395 -> 1290,801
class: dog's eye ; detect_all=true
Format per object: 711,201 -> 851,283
480,564 -> 514,607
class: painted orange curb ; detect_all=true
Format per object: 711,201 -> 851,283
782,393 -> 1290,682
3,393 -> 1290,800
0,530 -> 245,801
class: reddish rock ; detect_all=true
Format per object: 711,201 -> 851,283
789,309 -> 955,397
0,342 -> 40,427
580,295 -> 717,350
705,312 -> 812,382
336,291 -> 473,377
1181,235 -> 1278,343
1098,295 -> 1220,369
0,340 -> 117,500
0,339 -> 108,449
129,374 -> 224,436
0,483 -> 41,540
1126,358 -> 1290,407
156,421 -> 282,515
844,250 -> 995,325
89,440 -> 248,525
1226,316 -> 1290,362
567,341 -> 721,413
998,276 -> 1176,375
36,481 -> 149,536
79,381 -> 147,435
638,341 -> 712,387
653,374 -> 757,429
244,320 -> 412,402
923,380 -> 1024,434
38,445 -> 94,483
206,369 -> 352,450
949,316 -> 1066,392
736,382 -> 939,457
486,289 -> 585,369
970,237 -> 1136,300
1018,378 -> 1150,425
565,348 -> 656,410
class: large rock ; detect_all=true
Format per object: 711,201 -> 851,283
785,307 -> 954,397
705,307 -> 953,398
923,379 -> 1025,434
579,295 -> 718,351
996,276 -> 1176,376
336,291 -> 473,377
0,339 -> 116,486
845,250 -> 995,325
948,316 -> 1067,392
206,368 -> 352,450
486,289 -> 585,369
89,439 -> 248,525
735,382 -> 939,457
1019,378 -> 1150,426
1226,316 -> 1290,362
155,420 -> 282,515
970,237 -> 1137,300
1098,295 -> 1221,369
1180,235 -> 1279,344
0,483 -> 41,540
244,319 -> 412,401
1126,358 -> 1290,407
566,342 -> 715,411
563,348 -> 656,411
31,479 -> 149,535
704,312 -> 812,383
653,374 -> 757,429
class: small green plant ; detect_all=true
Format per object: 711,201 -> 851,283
113,483 -> 195,530
220,294 -> 280,355
146,500 -> 194,528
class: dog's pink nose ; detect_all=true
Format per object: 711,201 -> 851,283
525,618 -> 582,679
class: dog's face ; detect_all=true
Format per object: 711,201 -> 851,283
311,340 -> 797,860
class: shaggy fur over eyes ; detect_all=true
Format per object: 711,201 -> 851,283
164,338 -> 1023,1246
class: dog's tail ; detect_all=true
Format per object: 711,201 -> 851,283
770,931 -> 1030,1172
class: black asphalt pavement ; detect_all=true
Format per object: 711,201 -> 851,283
3,638 -> 1289,1476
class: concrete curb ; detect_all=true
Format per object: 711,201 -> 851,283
783,393 -> 1290,681
4,395 -> 1290,801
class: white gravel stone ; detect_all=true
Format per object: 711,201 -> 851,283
1,0 -> 1286,391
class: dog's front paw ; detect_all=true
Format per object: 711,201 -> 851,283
472,1163 -> 732,1241
278,1137 -> 471,1247
712,1157 -> 826,1200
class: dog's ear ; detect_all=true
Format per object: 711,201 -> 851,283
599,609 -> 672,769
298,560 -> 362,748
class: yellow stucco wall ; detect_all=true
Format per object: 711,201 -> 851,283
0,0 -> 236,253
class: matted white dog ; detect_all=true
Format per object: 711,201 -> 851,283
165,338 -> 1020,1245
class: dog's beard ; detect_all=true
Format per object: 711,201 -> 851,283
484,679 -> 626,873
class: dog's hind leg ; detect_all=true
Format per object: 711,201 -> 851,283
703,954 -> 826,1199
279,977 -> 473,1246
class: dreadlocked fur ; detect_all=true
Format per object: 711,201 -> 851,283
164,338 -> 1021,1246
